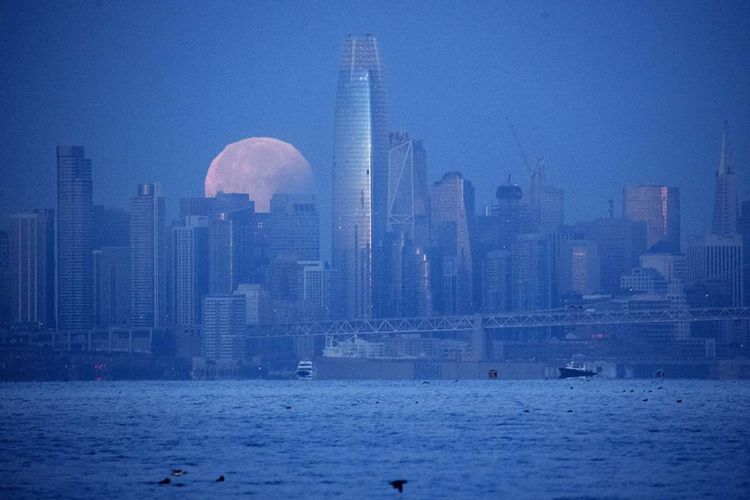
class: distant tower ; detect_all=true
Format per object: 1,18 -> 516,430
129,183 -> 166,328
10,210 -> 55,327
269,194 -> 320,261
623,185 -> 680,252
173,216 -> 209,327
430,172 -> 475,314
527,158 -> 564,233
56,146 -> 93,330
387,132 -> 430,247
202,295 -> 246,361
332,34 -> 388,319
712,122 -> 738,235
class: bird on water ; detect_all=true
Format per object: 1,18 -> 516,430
390,479 -> 408,493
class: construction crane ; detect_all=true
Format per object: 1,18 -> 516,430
506,117 -> 544,189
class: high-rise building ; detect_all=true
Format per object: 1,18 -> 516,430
557,238 -> 600,295
687,234 -> 743,307
93,205 -> 130,249
527,159 -> 564,233
712,122 -> 738,236
129,183 -> 166,327
430,172 -> 474,314
10,210 -> 55,327
623,185 -> 680,252
269,194 -> 319,261
93,246 -> 130,327
387,132 -> 430,247
573,218 -> 647,295
482,249 -> 512,313
513,234 -> 553,311
173,216 -> 209,327
180,196 -> 215,222
56,146 -> 93,330
0,230 -> 10,327
332,34 -> 388,319
202,295 -> 246,361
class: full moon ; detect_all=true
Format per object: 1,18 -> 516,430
204,137 -> 314,212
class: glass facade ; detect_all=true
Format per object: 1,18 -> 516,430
332,35 -> 388,319
56,146 -> 93,330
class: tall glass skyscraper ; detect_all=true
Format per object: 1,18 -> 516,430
332,34 -> 388,319
57,146 -> 93,330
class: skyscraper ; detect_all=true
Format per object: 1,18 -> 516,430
387,132 -> 430,247
93,246 -> 130,327
129,183 -> 166,328
332,34 -> 388,319
173,216 -> 209,327
623,185 -> 680,252
430,172 -> 475,314
712,122 -> 738,236
269,194 -> 319,261
10,210 -> 55,327
56,146 -> 93,330
202,295 -> 246,362
687,234 -> 743,307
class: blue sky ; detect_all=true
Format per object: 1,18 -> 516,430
1,0 -> 748,257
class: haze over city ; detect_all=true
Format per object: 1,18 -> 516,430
2,2 -> 750,498
2,0 -> 749,255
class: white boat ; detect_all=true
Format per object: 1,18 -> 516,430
296,360 -> 315,380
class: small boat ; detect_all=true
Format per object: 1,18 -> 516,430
559,361 -> 596,379
296,360 -> 315,380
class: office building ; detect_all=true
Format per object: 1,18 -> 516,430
623,185 -> 680,252
430,172 -> 475,314
93,246 -> 130,327
173,216 -> 209,327
10,210 -> 55,327
129,183 -> 166,327
687,234 -> 743,307
56,146 -> 93,330
93,205 -> 130,249
269,194 -> 319,261
331,34 -> 388,319
202,295 -> 246,361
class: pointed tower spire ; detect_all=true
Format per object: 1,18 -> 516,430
718,120 -> 733,175
712,121 -> 738,235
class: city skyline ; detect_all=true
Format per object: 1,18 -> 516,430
2,1 -> 749,259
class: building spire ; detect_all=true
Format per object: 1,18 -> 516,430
718,120 -> 733,176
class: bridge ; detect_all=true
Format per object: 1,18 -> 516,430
246,307 -> 750,338
0,328 -> 155,354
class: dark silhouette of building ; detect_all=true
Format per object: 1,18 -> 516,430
56,146 -> 93,330
623,185 -> 680,252
129,183 -> 166,327
10,209 -> 55,328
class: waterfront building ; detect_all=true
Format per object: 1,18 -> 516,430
331,34 -> 389,319
129,183 -> 166,327
57,146 -> 94,330
202,294 -> 246,361
10,210 -> 55,327
623,185 -> 680,252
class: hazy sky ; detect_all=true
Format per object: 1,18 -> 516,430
1,0 -> 748,258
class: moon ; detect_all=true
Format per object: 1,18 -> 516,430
204,137 -> 314,212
